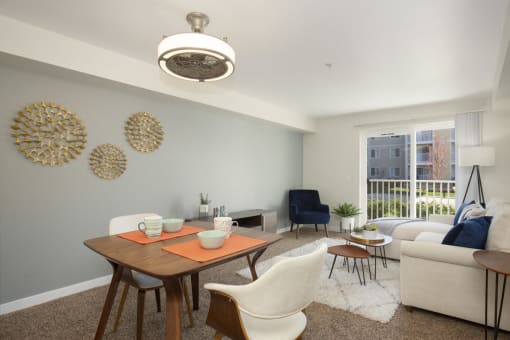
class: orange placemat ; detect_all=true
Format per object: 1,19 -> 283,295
117,225 -> 205,244
162,234 -> 268,262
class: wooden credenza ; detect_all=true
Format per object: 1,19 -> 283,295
198,209 -> 278,232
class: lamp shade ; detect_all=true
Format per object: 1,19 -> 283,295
458,146 -> 495,167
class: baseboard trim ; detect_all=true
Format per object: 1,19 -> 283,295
0,274 -> 112,315
277,225 -> 292,234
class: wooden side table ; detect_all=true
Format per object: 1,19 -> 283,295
328,245 -> 371,285
473,250 -> 510,340
340,233 -> 392,280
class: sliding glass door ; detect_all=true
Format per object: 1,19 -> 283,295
365,126 -> 455,220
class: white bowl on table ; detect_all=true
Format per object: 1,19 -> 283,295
198,230 -> 226,249
162,218 -> 184,232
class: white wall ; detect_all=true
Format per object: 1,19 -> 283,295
483,100 -> 510,201
0,56 -> 303,305
303,97 -> 494,226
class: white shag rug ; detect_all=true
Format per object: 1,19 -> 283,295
236,238 -> 400,323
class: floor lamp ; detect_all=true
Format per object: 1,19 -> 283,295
458,146 -> 495,207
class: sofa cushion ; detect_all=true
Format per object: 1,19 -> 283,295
392,221 -> 452,241
485,201 -> 510,252
442,216 -> 492,249
415,232 -> 446,243
453,200 -> 475,225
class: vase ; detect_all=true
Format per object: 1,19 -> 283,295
341,217 -> 355,233
199,204 -> 209,218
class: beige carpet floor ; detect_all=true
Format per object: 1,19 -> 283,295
1,229 -> 508,340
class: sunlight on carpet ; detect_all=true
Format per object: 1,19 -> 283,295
237,238 -> 400,323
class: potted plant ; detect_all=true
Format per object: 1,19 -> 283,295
362,223 -> 378,238
352,226 -> 363,234
331,203 -> 361,232
199,193 -> 211,217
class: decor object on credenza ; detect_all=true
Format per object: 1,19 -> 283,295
199,192 -> 211,218
89,144 -> 126,179
331,202 -> 362,233
125,112 -> 163,152
157,12 -> 235,82
11,101 -> 87,166
458,146 -> 495,206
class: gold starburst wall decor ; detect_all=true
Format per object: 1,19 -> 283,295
125,112 -> 164,152
89,144 -> 127,180
11,101 -> 87,166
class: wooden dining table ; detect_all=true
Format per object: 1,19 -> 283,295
84,220 -> 282,340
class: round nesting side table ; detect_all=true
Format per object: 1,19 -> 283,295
328,245 -> 371,285
473,250 -> 510,340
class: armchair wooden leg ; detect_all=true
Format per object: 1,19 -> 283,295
136,290 -> 146,340
113,282 -> 129,333
180,278 -> 194,327
315,223 -> 318,232
155,288 -> 161,313
324,224 -> 329,237
290,222 -> 294,232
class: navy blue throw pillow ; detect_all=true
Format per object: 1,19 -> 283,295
453,200 -> 475,225
442,216 -> 493,249
442,223 -> 463,245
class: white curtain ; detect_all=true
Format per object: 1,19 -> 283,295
455,112 -> 482,206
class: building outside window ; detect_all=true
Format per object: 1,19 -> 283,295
390,167 -> 400,177
390,147 -> 400,158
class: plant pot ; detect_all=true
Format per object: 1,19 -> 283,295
341,217 -> 355,232
199,204 -> 209,213
362,230 -> 378,239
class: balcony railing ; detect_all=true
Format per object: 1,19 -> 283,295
367,179 -> 455,220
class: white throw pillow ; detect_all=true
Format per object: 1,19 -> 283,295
485,202 -> 510,252
458,203 -> 486,222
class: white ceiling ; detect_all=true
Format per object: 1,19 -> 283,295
0,0 -> 508,120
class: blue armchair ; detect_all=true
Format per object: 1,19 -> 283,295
289,190 -> 330,238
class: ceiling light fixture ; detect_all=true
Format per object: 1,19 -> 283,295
157,12 -> 235,82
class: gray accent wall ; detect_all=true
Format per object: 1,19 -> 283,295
0,55 -> 303,304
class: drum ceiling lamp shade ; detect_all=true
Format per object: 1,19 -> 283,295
158,12 -> 235,82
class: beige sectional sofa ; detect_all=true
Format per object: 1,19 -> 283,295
400,200 -> 510,330
382,216 -> 453,260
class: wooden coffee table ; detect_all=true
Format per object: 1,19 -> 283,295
473,250 -> 510,340
339,233 -> 392,280
328,245 -> 371,285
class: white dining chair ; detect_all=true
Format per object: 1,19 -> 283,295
109,213 -> 193,339
204,243 -> 327,340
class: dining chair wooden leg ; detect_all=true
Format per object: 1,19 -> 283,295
324,224 -> 329,237
136,290 -> 146,340
155,288 -> 161,313
180,278 -> 194,327
214,331 -> 225,340
112,283 -> 129,333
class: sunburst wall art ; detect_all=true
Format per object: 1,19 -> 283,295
11,101 -> 87,166
89,144 -> 127,180
125,112 -> 164,152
